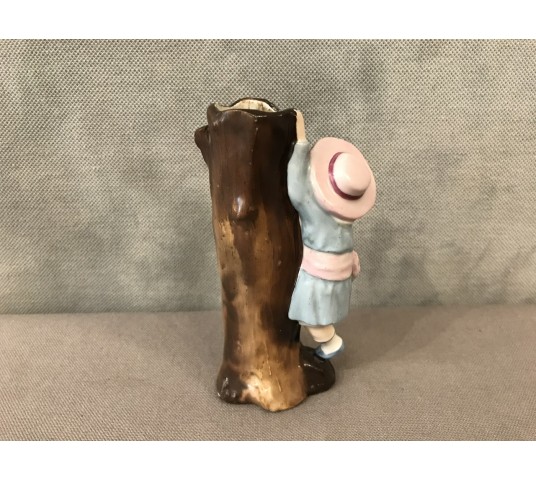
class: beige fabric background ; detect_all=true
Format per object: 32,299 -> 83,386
1,306 -> 535,440
1,40 -> 535,314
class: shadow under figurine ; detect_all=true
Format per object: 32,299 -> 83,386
288,111 -> 377,359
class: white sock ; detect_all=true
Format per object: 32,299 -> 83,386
319,334 -> 343,355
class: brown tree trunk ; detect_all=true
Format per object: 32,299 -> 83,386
195,98 -> 335,412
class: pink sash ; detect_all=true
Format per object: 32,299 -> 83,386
301,245 -> 359,281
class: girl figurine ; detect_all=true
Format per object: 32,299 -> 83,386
288,111 -> 376,359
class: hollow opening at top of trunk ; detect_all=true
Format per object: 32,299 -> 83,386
216,99 -> 277,113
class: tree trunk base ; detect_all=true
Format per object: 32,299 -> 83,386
216,345 -> 335,412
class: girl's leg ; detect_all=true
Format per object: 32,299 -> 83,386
306,325 -> 344,357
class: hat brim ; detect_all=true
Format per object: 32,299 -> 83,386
310,137 -> 376,221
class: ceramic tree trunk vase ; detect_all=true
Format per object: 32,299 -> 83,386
195,98 -> 376,412
195,99 -> 335,411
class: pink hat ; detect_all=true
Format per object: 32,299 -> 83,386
310,137 -> 376,221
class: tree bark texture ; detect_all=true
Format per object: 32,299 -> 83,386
195,99 -> 335,411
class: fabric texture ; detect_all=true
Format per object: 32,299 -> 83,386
1,40 -> 536,313
1,306 -> 534,440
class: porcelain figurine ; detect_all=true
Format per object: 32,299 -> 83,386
287,111 -> 376,359
196,99 -> 336,412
